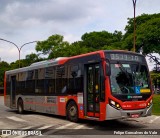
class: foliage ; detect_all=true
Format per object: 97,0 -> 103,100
123,13 -> 160,56
81,30 -> 123,51
23,53 -> 44,66
9,53 -> 44,69
36,34 -> 70,59
152,94 -> 160,115
0,61 -> 10,86
35,31 -> 124,59
150,71 -> 160,88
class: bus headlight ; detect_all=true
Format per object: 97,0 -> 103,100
147,99 -> 152,108
109,99 -> 121,110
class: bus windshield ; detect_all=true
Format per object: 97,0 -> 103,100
110,63 -> 151,95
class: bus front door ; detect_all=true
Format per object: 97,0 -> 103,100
11,76 -> 16,107
86,64 -> 100,118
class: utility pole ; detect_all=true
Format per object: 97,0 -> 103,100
132,0 -> 137,52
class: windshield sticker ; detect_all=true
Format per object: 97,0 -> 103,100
140,89 -> 151,93
135,86 -> 141,94
122,64 -> 130,68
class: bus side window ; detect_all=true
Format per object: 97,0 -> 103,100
26,70 -> 35,94
6,75 -> 10,95
68,65 -> 83,94
44,67 -> 55,94
36,68 -> 45,94
56,66 -> 68,94
17,72 -> 27,94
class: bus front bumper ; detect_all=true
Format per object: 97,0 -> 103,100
106,104 -> 152,120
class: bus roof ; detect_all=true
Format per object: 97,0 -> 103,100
6,50 -> 143,75
6,57 -> 68,74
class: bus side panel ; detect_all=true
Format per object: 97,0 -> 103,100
4,73 -> 6,103
77,93 -> 85,119
58,96 -> 67,116
23,96 -> 58,114
4,95 -> 11,108
99,102 -> 106,121
35,96 -> 58,114
4,74 -> 11,108
22,95 -> 36,111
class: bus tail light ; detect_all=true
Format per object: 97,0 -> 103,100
109,99 -> 121,110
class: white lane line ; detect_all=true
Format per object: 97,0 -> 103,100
21,126 -> 34,130
149,116 -> 160,123
74,124 -> 85,129
7,116 -> 27,122
38,125 -> 53,130
56,122 -> 76,129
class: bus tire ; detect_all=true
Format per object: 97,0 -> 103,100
17,99 -> 24,114
67,101 -> 78,122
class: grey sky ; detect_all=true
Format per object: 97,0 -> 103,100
0,0 -> 159,70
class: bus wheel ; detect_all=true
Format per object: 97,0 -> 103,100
17,99 -> 24,114
67,101 -> 78,122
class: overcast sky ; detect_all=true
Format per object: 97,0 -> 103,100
0,0 -> 159,70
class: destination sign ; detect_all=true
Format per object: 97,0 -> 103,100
109,53 -> 143,62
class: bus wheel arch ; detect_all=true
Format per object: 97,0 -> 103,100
66,100 -> 79,122
17,98 -> 24,114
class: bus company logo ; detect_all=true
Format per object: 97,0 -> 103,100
127,96 -> 142,99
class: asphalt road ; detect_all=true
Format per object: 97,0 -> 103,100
0,96 -> 159,138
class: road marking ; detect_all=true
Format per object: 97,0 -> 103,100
149,116 -> 160,123
21,126 -> 34,129
56,122 -> 76,129
7,116 -> 27,122
38,125 -> 53,130
74,124 -> 85,129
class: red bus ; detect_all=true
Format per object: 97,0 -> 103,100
4,50 -> 153,122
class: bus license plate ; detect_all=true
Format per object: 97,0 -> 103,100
131,114 -> 139,118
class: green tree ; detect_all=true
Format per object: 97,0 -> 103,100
36,34 -> 70,59
0,61 -> 10,86
69,41 -> 89,55
24,53 -> 44,66
81,30 -> 123,51
10,60 -> 20,69
150,71 -> 160,89
123,13 -> 160,64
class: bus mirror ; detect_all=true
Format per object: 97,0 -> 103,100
106,62 -> 111,76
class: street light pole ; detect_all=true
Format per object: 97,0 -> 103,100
132,0 -> 137,52
0,38 -> 37,68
